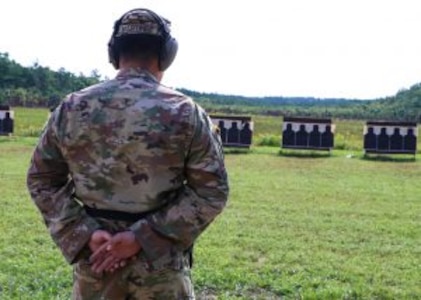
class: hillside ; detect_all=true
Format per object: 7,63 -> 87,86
180,87 -> 421,122
369,84 -> 421,121
0,51 -> 420,122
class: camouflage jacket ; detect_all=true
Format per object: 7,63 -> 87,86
27,68 -> 229,264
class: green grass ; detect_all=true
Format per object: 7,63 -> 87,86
194,148 -> 421,299
12,107 -> 50,137
0,138 -> 72,299
8,107 -> 421,152
0,109 -> 420,299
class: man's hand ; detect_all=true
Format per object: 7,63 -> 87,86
90,231 -> 141,274
88,230 -> 112,253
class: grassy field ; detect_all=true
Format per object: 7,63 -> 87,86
0,108 -> 420,299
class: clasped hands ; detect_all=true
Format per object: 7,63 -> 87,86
88,230 -> 141,274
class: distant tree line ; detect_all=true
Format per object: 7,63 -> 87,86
179,86 -> 421,122
0,52 -> 101,108
0,52 -> 420,122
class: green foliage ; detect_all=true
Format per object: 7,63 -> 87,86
179,85 -> 421,122
2,51 -> 421,122
255,134 -> 280,147
0,52 -> 101,108
374,83 -> 421,122
333,119 -> 364,151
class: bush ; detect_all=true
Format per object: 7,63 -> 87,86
255,135 -> 280,147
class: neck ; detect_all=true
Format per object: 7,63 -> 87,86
119,58 -> 163,82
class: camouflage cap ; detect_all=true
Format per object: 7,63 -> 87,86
115,9 -> 170,38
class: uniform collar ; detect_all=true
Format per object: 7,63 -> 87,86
115,67 -> 159,83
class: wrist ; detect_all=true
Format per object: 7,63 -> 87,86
129,230 -> 142,250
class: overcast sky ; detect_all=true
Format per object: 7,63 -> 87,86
1,0 -> 421,99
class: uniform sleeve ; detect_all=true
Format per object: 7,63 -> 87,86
130,104 -> 229,262
26,107 -> 101,264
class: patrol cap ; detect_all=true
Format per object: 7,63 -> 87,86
115,9 -> 171,38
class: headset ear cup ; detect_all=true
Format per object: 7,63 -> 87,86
159,37 -> 178,71
108,38 -> 119,69
108,16 -> 123,70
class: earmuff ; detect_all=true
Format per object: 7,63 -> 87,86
108,8 -> 178,71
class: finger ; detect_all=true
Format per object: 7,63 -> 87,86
89,242 -> 111,264
89,243 -> 108,264
92,254 -> 117,274
109,258 -> 129,273
106,260 -> 122,273
104,256 -> 124,273
92,235 -> 124,260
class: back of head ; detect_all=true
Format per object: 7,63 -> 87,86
108,8 -> 178,71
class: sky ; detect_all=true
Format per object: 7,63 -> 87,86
1,0 -> 421,100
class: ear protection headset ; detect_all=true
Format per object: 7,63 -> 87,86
108,8 -> 178,71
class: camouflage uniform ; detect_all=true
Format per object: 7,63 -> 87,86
27,67 -> 229,299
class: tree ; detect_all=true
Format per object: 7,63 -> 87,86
0,52 -> 101,107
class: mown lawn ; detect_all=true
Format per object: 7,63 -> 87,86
0,108 -> 420,299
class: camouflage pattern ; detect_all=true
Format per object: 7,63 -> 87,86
73,218 -> 194,299
73,258 -> 193,299
26,68 -> 229,298
115,9 -> 171,38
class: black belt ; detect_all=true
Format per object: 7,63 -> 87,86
84,206 -> 152,222
85,205 -> 195,268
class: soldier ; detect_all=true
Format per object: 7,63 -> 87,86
27,8 -> 229,299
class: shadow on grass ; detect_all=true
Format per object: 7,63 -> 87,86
278,149 -> 332,158
361,154 -> 417,162
0,134 -> 15,141
0,136 -> 39,148
224,147 -> 253,155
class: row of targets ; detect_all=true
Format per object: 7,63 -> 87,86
0,106 -> 14,135
364,121 -> 418,154
282,117 -> 334,150
210,115 -> 418,155
210,115 -> 253,148
2,107 -> 418,155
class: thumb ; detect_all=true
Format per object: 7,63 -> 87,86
92,230 -> 112,243
109,232 -> 125,245
106,232 -> 130,250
